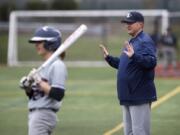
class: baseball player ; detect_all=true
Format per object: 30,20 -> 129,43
19,26 -> 67,135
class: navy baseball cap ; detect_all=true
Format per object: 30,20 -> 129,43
121,11 -> 144,24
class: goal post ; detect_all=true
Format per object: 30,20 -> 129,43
8,10 -> 169,67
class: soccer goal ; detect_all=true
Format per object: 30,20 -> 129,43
8,10 -> 169,67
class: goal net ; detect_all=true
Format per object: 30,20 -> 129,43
8,10 -> 169,67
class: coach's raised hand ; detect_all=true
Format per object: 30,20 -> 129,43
99,44 -> 109,58
123,41 -> 134,58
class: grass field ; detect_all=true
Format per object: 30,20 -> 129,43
0,67 -> 180,135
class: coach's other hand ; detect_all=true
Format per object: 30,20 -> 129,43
99,44 -> 109,58
123,41 -> 134,58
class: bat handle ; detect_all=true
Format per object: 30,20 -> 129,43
36,66 -> 44,73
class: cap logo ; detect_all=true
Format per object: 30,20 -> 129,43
126,13 -> 132,18
42,26 -> 49,31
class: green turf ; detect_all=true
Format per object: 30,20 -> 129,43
0,67 -> 180,135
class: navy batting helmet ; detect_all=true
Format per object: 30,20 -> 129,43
29,26 -> 61,51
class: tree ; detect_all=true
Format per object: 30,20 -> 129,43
26,1 -> 47,10
51,0 -> 78,10
0,2 -> 16,21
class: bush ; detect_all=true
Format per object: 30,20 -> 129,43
0,33 -> 8,64
25,0 -> 78,10
0,3 -> 16,22
51,0 -> 78,10
26,1 -> 47,10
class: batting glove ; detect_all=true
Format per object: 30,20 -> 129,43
28,68 -> 42,84
19,76 -> 34,90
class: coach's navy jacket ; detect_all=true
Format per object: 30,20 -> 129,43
106,31 -> 157,105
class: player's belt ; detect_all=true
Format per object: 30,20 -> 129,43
29,108 -> 58,113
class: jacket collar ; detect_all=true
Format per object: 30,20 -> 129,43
129,30 -> 143,42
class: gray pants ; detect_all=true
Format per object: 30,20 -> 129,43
122,103 -> 151,135
28,110 -> 57,135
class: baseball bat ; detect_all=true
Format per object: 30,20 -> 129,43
35,24 -> 87,73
